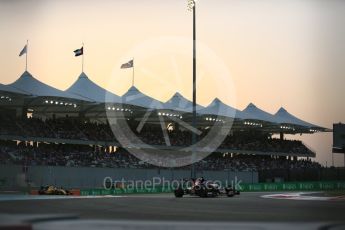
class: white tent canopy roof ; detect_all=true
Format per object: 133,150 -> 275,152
163,92 -> 204,112
239,103 -> 279,123
7,71 -> 88,101
66,72 -> 121,103
274,107 -> 317,128
0,72 -> 326,130
0,83 -> 28,95
199,98 -> 238,118
121,86 -> 164,109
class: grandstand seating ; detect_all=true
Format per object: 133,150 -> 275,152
0,140 -> 321,171
0,116 -> 315,156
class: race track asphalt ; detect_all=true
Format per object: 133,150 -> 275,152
0,192 -> 345,222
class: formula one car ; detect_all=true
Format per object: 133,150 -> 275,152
174,178 -> 240,198
38,185 -> 72,195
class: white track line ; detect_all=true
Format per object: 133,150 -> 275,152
261,192 -> 340,201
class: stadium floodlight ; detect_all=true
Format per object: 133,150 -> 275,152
188,0 -> 198,178
187,0 -> 196,11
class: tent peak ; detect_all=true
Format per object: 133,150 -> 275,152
128,85 -> 139,92
274,107 -> 319,128
277,107 -> 287,113
172,92 -> 183,98
8,70 -> 86,100
78,72 -> 88,79
200,97 -> 237,118
66,72 -> 121,103
213,97 -> 221,103
20,71 -> 34,79
246,103 -> 257,108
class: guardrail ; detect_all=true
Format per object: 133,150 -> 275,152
241,181 -> 345,192
80,186 -> 171,196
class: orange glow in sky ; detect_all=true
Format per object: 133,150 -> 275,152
0,0 -> 344,166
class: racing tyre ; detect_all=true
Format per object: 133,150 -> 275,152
174,188 -> 184,198
226,190 -> 235,197
195,185 -> 208,198
200,189 -> 208,198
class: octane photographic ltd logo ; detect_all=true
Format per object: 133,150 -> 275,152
103,177 -> 243,192
105,36 -> 236,168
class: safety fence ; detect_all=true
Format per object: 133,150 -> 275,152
78,181 -> 345,196
240,181 -> 345,192
259,168 -> 345,182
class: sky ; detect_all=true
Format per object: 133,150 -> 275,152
0,0 -> 344,166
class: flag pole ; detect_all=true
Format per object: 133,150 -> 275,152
82,42 -> 84,73
132,58 -> 135,87
25,40 -> 28,71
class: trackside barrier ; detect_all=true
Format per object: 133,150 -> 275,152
79,181 -> 345,196
240,181 -> 345,192
80,186 -> 171,196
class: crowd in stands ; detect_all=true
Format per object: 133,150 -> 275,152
196,154 -> 321,171
0,116 -> 315,156
0,141 -> 321,171
220,133 -> 313,155
0,141 -> 149,169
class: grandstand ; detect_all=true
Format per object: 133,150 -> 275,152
0,71 -> 331,183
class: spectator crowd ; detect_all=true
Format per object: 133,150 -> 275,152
0,116 -> 315,156
0,140 -> 321,171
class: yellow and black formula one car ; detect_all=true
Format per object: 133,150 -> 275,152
38,186 -> 72,195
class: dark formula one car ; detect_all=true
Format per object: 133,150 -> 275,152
174,178 -> 240,198
38,185 -> 72,195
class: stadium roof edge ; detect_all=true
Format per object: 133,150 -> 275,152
122,85 -> 164,109
199,97 -> 239,118
163,91 -> 204,112
65,72 -> 122,103
239,102 -> 280,123
0,83 -> 28,95
274,107 -> 329,130
0,73 -> 329,131
6,71 -> 90,101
